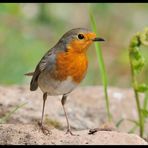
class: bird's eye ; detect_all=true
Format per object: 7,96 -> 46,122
78,34 -> 84,40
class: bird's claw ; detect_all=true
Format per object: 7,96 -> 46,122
65,128 -> 79,136
38,121 -> 52,135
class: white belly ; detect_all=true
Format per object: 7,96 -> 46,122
38,75 -> 78,95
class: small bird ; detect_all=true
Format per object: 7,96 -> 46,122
25,28 -> 105,135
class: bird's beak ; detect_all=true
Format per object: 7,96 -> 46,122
92,37 -> 105,42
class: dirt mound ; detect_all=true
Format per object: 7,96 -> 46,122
0,85 -> 147,144
0,124 -> 147,145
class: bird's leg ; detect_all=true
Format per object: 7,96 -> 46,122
38,92 -> 51,135
61,94 -> 78,136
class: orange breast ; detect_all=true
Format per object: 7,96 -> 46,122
53,51 -> 88,83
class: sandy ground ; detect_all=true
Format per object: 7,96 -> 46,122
0,124 -> 147,145
0,85 -> 147,145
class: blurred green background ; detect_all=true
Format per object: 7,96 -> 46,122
0,3 -> 148,87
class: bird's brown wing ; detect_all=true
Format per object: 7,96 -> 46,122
29,48 -> 56,91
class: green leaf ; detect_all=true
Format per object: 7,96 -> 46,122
129,35 -> 140,48
129,47 -> 141,61
136,84 -> 148,93
133,58 -> 145,74
141,109 -> 148,118
140,27 -> 148,46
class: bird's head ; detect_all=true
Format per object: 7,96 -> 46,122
57,28 -> 105,53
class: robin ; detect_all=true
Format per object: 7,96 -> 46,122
25,28 -> 105,135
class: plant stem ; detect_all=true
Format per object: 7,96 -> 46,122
94,42 -> 112,121
129,54 -> 144,137
134,90 -> 144,137
89,11 -> 112,122
104,81 -> 112,121
143,91 -> 148,110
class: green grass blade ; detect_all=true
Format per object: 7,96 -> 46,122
128,124 -> 138,134
116,118 -> 124,128
89,10 -> 112,121
0,102 -> 27,124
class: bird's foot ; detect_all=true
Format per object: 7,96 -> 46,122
65,128 -> 79,136
38,121 -> 52,135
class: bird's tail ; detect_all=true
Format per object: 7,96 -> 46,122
25,71 -> 39,91
24,72 -> 34,76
